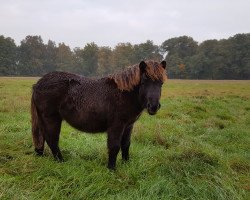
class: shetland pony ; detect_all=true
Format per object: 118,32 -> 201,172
31,60 -> 167,169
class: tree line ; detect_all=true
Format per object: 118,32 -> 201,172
0,33 -> 249,79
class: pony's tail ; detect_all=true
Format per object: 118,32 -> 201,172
31,91 -> 44,155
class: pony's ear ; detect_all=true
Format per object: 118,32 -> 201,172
161,61 -> 166,69
139,61 -> 147,73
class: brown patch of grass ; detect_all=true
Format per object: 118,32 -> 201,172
153,133 -> 170,149
245,107 -> 250,111
216,114 -> 232,121
193,106 -> 207,112
215,121 -> 225,129
230,161 -> 250,174
172,149 -> 218,166
0,154 -> 14,164
218,124 -> 225,129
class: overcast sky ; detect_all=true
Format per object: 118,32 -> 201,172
0,0 -> 249,48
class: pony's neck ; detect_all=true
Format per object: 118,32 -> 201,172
128,85 -> 145,111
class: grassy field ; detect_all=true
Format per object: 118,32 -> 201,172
0,78 -> 249,200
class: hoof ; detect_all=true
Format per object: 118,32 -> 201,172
107,164 -> 116,171
54,155 -> 64,162
35,148 -> 44,156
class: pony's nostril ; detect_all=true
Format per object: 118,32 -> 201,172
158,103 -> 161,109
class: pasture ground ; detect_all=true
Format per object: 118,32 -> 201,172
0,78 -> 249,199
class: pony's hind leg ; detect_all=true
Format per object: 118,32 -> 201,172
41,114 -> 63,161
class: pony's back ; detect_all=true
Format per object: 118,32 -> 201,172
33,71 -> 81,94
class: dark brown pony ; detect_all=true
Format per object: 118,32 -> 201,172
31,60 -> 167,169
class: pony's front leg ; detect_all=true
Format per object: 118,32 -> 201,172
107,125 -> 124,170
121,125 -> 133,161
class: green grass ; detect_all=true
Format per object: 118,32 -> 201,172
0,78 -> 249,200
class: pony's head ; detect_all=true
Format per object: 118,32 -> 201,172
110,60 -> 167,115
138,60 -> 166,115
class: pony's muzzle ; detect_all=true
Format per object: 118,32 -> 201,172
147,103 -> 161,115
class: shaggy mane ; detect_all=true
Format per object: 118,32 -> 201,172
109,60 -> 167,91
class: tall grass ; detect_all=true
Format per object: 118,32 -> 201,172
0,78 -> 249,199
